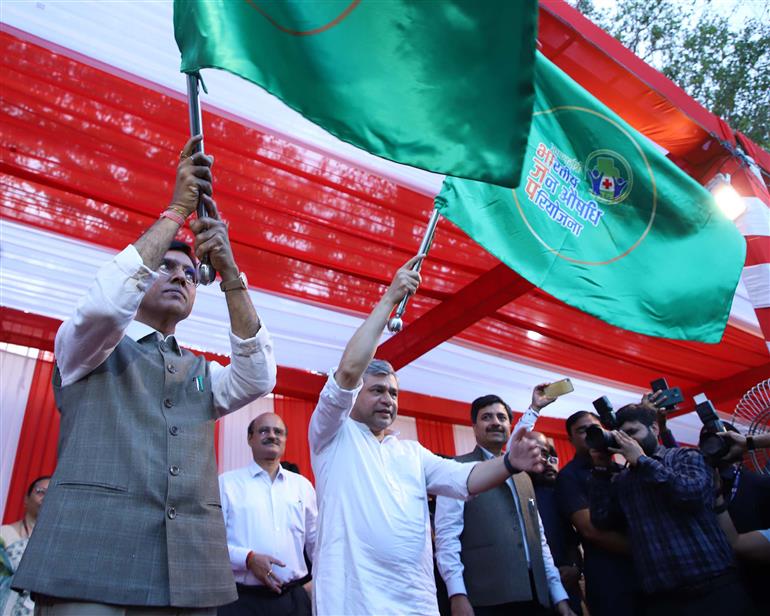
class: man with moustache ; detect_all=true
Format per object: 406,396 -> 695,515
218,413 -> 317,616
589,404 -> 757,616
13,136 -> 277,615
528,434 -> 582,615
308,257 -> 545,616
555,411 -> 639,616
434,392 -> 576,616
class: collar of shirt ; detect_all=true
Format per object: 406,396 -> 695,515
350,418 -> 400,441
125,320 -> 182,355
479,446 -> 501,459
248,459 -> 286,482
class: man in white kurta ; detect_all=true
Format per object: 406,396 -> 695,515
308,256 -> 545,616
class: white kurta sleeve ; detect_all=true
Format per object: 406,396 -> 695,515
421,447 -> 476,500
55,245 -> 158,386
308,370 -> 362,454
210,327 -> 277,415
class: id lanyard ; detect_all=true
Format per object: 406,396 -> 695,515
727,465 -> 742,506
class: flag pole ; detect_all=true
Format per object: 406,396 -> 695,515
186,72 -> 217,285
387,208 -> 442,333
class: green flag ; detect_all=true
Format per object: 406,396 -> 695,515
173,0 -> 537,187
436,53 -> 745,343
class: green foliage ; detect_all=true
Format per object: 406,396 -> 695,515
570,0 -> 770,149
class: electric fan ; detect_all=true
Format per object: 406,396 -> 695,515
732,378 -> 770,475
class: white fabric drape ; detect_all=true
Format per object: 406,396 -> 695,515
0,345 -> 38,515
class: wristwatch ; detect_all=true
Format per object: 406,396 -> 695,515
503,455 -> 520,475
746,436 -> 755,451
220,271 -> 248,292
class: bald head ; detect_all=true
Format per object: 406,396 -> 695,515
247,413 -> 287,463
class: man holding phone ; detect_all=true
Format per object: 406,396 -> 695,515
434,385 -> 577,616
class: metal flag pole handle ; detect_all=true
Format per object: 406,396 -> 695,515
387,207 -> 442,333
186,72 -> 216,285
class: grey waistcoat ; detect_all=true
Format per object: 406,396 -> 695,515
456,447 -> 550,608
13,333 -> 236,608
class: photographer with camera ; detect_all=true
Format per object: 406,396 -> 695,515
588,403 -> 757,616
700,422 -> 770,606
554,411 -> 640,616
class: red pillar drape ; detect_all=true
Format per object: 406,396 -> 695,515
549,435 -> 576,470
273,395 -> 315,483
415,418 -> 456,457
3,352 -> 59,524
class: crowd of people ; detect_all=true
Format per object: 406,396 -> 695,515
0,139 -> 768,616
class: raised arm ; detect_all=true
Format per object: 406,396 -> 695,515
190,195 -> 277,413
335,255 -> 422,389
309,256 -> 422,453
55,136 -> 213,385
511,382 -> 558,435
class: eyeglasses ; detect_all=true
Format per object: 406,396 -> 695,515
158,259 -> 199,286
33,487 -> 47,495
539,450 -> 559,465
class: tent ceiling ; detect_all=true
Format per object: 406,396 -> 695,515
1,27 -> 767,418
1,0 -> 768,418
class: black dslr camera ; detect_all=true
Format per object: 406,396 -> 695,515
586,396 -> 619,451
696,398 -> 731,464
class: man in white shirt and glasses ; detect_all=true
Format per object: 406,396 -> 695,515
434,395 -> 577,616
308,256 -> 545,616
219,412 -> 317,616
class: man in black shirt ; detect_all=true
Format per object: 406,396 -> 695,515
529,433 -> 583,615
554,411 -> 640,616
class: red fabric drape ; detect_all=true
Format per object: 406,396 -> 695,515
2,30 -> 766,398
3,353 -> 59,524
415,418 -> 456,457
273,395 -> 315,483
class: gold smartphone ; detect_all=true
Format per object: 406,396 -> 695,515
543,378 -> 574,398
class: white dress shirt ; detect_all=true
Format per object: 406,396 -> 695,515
309,371 -> 477,616
219,461 -> 317,585
54,244 -> 276,413
434,448 -> 568,606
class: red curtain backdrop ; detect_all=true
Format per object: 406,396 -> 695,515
550,435 -> 576,470
273,395 -> 315,483
3,353 -> 60,523
415,418 -> 457,457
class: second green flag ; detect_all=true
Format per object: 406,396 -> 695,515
436,53 -> 745,343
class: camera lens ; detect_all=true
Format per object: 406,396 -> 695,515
699,432 -> 729,459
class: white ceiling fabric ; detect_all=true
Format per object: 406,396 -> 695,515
0,218 -> 710,443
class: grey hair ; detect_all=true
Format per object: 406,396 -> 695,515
364,359 -> 397,379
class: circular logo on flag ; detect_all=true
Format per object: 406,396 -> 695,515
245,0 -> 360,36
584,149 -> 634,205
511,106 -> 656,266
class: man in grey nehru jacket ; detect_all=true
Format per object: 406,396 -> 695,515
14,136 -> 276,616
